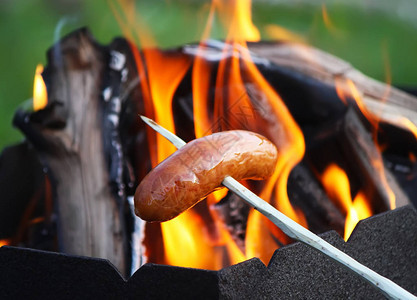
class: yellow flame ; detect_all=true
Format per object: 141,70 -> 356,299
321,4 -> 334,31
192,0 -> 307,265
161,209 -> 221,269
217,0 -> 260,42
111,0 -> 398,269
334,77 -> 397,209
344,191 -> 373,239
221,228 -> 246,265
321,4 -> 344,38
264,24 -> 305,44
193,1 -> 217,138
397,118 -> 417,140
245,209 -> 279,263
33,64 -> 48,111
321,164 -> 373,240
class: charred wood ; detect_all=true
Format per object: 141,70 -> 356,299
212,192 -> 251,252
13,28 -> 128,275
287,163 -> 345,235
306,108 -> 409,212
248,41 -> 417,129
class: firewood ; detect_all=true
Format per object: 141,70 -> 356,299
248,42 -> 417,128
306,108 -> 409,211
212,192 -> 251,252
13,29 -> 128,275
287,163 -> 345,234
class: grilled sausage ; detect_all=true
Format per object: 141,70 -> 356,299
134,130 -> 278,222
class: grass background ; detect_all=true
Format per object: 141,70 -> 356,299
0,0 -> 416,149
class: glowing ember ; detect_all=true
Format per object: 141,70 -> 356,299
33,64 -> 47,111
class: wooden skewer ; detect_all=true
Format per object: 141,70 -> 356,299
140,115 -> 416,300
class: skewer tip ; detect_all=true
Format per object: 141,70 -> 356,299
139,115 -> 155,126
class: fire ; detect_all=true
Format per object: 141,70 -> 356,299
111,0 -> 403,270
33,64 -> 48,111
396,117 -> 417,141
192,0 -> 307,264
321,4 -> 343,38
345,191 -> 373,239
161,210 -> 221,269
0,239 -> 10,247
246,210 -> 283,263
141,49 -> 191,163
264,25 -> 306,44
334,77 -> 378,128
321,164 -> 372,240
334,77 -> 397,209
216,0 -> 260,42
321,4 -> 336,33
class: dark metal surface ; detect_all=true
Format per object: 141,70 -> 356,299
1,205 -> 416,299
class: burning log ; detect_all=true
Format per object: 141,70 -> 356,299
13,29 -> 130,275
287,163 -> 345,235
307,108 -> 409,211
248,41 -> 417,129
213,192 -> 251,252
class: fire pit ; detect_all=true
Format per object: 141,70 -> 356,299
1,0 -> 417,298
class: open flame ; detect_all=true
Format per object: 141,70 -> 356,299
334,76 -> 397,210
0,239 -> 10,247
111,0 -> 412,269
33,64 -> 48,111
321,164 -> 372,240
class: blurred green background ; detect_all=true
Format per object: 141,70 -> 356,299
0,0 -> 416,150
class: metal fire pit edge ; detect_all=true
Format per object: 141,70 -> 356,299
1,205 -> 416,299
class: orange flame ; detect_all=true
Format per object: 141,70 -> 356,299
321,4 -> 335,32
345,191 -> 373,239
396,118 -> 417,141
162,0 -> 306,267
246,209 -> 283,263
161,210 -> 221,269
33,64 -> 48,111
334,77 -> 379,128
216,0 -> 260,42
113,0 -> 226,269
321,4 -> 343,38
191,0 -> 307,265
143,49 -> 191,163
192,0 -> 217,138
112,0 -> 400,270
321,164 -> 372,240
0,239 -> 10,247
222,228 -> 246,265
264,24 -> 306,44
334,77 -> 397,209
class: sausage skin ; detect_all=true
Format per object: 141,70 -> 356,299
134,130 -> 278,222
